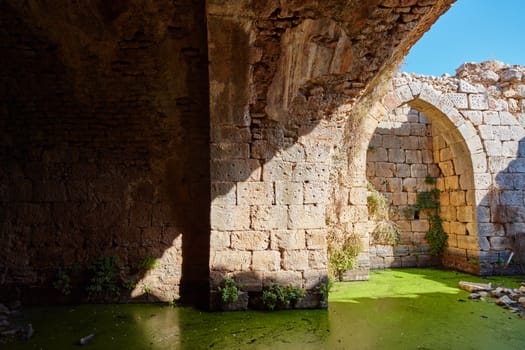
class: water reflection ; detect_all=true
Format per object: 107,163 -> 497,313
7,269 -> 525,350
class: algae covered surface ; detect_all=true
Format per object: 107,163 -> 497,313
5,268 -> 525,350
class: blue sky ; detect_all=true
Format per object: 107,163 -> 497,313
402,0 -> 525,76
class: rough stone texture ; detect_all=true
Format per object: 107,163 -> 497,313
206,0 -> 454,309
0,0 -> 456,308
361,61 -> 525,276
0,0 -> 211,304
366,106 -> 439,268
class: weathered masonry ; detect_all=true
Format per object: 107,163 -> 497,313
13,0 -> 525,309
362,62 -> 525,276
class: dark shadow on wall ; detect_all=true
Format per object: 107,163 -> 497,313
0,0 -> 210,306
489,137 -> 525,274
0,0 -> 454,307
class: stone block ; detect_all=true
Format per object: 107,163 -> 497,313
411,220 -> 429,232
392,192 -> 408,206
488,156 -> 509,173
419,83 -> 442,106
476,205 -> 490,223
500,111 -> 519,125
509,158 -> 525,173
252,250 -> 280,271
292,163 -> 330,182
349,187 -> 368,205
478,223 -> 504,237
499,190 -> 523,206
210,231 -> 231,250
446,92 -> 468,109
468,94 -> 489,110
211,250 -> 251,271
376,244 -> 394,257
235,271 -> 263,292
367,147 -> 388,162
471,153 -> 487,173
283,250 -> 309,271
308,249 -> 327,269
439,160 -> 455,176
339,205 -> 368,223
231,231 -> 270,250
305,229 -> 326,250
237,181 -> 274,205
275,181 -> 303,205
210,142 -> 249,160
262,159 -> 293,181
383,136 -> 401,149
457,206 -> 473,222
496,126 -> 511,141
484,140 -> 502,157
251,205 -> 288,230
395,164 -> 410,177
210,159 -> 261,181
440,205 -> 456,221
444,175 -> 459,190
263,271 -> 303,288
305,142 -> 332,163
210,204 -> 251,231
483,111 -> 500,125
478,125 -> 494,140
304,181 -> 329,204
303,270 -> 327,290
502,141 -> 518,157
211,126 -> 251,144
410,164 -> 427,177
211,182 -> 237,205
288,204 -> 325,229
278,143 -> 305,162
271,230 -> 306,250
458,80 -> 480,93
375,162 -> 395,177
410,124 -> 429,137
450,191 -> 467,206
394,123 -> 411,136
488,237 -> 512,250
388,149 -> 405,163
407,149 -> 423,164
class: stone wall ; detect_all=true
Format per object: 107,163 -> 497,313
206,0 -> 453,307
0,0 -> 456,307
366,106 -> 440,268
0,0 -> 210,304
359,61 -> 525,276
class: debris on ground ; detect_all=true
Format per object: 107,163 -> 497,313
459,281 -> 525,319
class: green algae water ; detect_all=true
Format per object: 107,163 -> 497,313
5,268 -> 525,350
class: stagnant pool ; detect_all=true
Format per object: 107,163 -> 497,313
5,268 -> 525,349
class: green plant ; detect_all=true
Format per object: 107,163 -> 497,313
328,233 -> 361,281
317,279 -> 332,306
404,181 -> 448,256
424,176 -> 436,185
468,257 -> 480,265
218,277 -> 241,304
262,284 -> 305,310
424,214 -> 448,255
123,279 -> 137,291
415,188 -> 440,210
53,268 -> 72,296
367,185 -> 389,220
371,220 -> 400,245
86,255 -> 124,300
143,284 -> 152,294
138,255 -> 159,271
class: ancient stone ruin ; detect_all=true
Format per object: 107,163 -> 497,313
2,0 -> 524,310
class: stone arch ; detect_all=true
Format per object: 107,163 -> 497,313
362,81 -> 484,274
